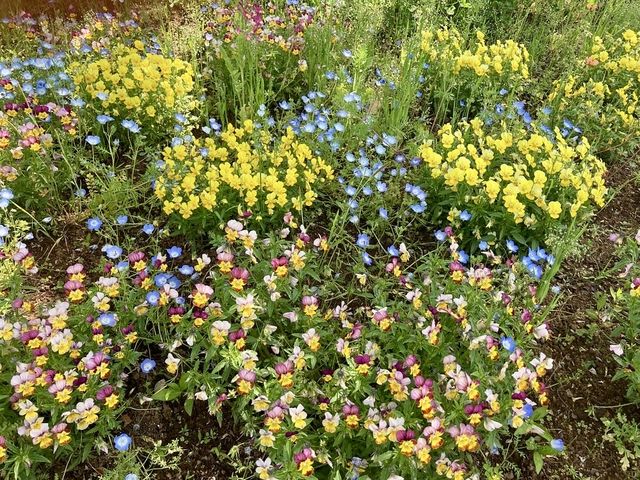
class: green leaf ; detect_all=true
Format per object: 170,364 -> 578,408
184,397 -> 194,416
533,452 -> 544,473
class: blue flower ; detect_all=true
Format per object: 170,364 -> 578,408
114,433 -> 132,451
125,475 -> 139,480
459,210 -> 472,221
142,224 -> 155,235
102,244 -> 123,259
356,233 -> 370,248
458,250 -> 469,264
379,207 -> 388,219
500,336 -> 516,353
96,114 -> 113,124
0,224 -> 8,237
410,203 -> 426,213
98,313 -> 116,327
522,403 -> 534,418
342,49 -> 353,58
499,88 -> 508,96
479,241 -> 489,251
362,251 -> 373,266
140,358 -> 156,374
166,246 -> 182,258
87,217 -> 102,231
551,439 -> 565,452
116,215 -> 128,225
387,245 -> 400,257
86,135 -> 101,146
179,265 -> 194,275
146,291 -> 160,306
121,119 -> 141,133
435,230 -> 446,242
506,239 -> 519,253
0,188 -> 14,208
154,272 -> 171,287
279,100 -> 291,110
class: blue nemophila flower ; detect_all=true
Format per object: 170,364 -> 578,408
146,291 -> 160,306
87,217 -> 102,231
551,285 -> 561,294
0,224 -> 8,237
506,239 -> 519,253
142,224 -> 155,235
116,215 -> 128,225
382,133 -> 397,146
96,92 -> 109,101
459,210 -> 472,221
388,245 -> 400,257
0,188 -> 14,208
362,251 -> 373,266
154,273 -> 171,287
175,112 -> 187,123
342,49 -> 353,58
121,119 -> 140,133
499,88 -> 508,95
140,358 -> 156,374
349,215 -> 359,224
344,92 -> 360,103
379,207 -> 388,219
435,230 -> 446,242
458,250 -> 469,264
99,313 -> 116,327
166,246 -> 182,258
97,114 -> 113,124
495,103 -> 505,115
74,188 -> 86,198
345,185 -> 357,196
356,233 -> 370,248
551,439 -> 565,452
479,240 -> 489,251
500,336 -> 516,353
125,475 -> 139,480
114,433 -> 132,451
85,135 -> 100,146
279,100 -> 291,110
410,203 -> 426,213
522,403 -> 534,418
179,265 -> 194,275
102,244 -> 123,259
541,106 -> 552,115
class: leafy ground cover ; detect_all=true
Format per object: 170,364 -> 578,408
0,1 -> 639,479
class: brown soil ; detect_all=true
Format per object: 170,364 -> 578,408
511,159 -> 640,479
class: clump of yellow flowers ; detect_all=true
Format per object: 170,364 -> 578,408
549,29 -> 640,156
419,117 -> 607,227
154,120 -> 334,222
421,27 -> 529,90
69,42 -> 195,136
